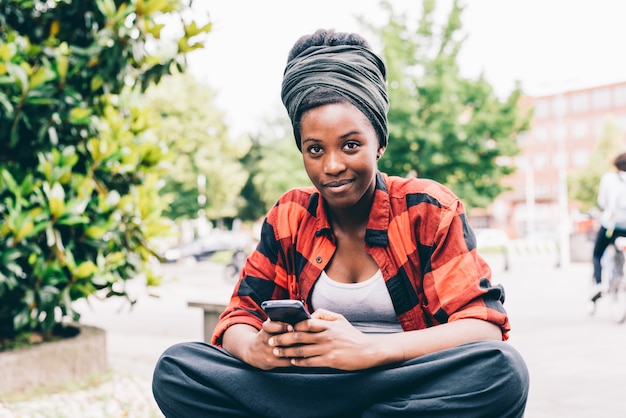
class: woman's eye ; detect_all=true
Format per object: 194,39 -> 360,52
344,142 -> 359,150
307,145 -> 322,154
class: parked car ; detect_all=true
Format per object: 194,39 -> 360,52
473,228 -> 510,271
162,230 -> 252,263
473,228 -> 510,250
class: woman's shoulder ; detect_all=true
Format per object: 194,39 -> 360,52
383,174 -> 459,207
267,186 -> 321,221
265,186 -> 325,238
274,185 -> 319,206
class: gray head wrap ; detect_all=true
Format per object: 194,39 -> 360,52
281,45 -> 389,149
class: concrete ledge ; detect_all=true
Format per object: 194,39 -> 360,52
0,324 -> 107,396
187,301 -> 227,343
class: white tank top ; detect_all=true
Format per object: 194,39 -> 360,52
310,269 -> 403,334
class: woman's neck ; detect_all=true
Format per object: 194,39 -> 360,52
327,193 -> 373,233
330,207 -> 369,234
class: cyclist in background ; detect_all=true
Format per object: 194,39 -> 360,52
591,152 -> 626,302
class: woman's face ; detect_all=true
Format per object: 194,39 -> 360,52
299,102 -> 384,211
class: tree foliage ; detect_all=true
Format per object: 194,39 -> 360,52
568,117 -> 625,212
0,0 -> 210,339
238,116 -> 310,221
365,0 -> 531,210
144,72 -> 248,221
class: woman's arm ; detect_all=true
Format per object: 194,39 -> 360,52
222,321 -> 299,370
268,309 -> 502,370
371,318 -> 502,364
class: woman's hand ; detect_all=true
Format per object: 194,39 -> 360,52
267,308 -> 383,370
222,322 -> 299,370
225,312 -> 501,371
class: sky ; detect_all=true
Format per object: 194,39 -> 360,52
183,0 -> 626,136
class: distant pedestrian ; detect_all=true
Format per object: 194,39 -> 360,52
152,28 -> 529,418
591,151 -> 626,301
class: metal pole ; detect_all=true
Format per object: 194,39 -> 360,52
524,157 -> 536,236
555,94 -> 571,268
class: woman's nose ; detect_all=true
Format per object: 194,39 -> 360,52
324,151 -> 346,174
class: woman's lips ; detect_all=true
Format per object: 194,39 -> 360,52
323,179 -> 353,193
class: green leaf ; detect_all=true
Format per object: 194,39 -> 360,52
68,107 -> 92,125
47,183 -> 66,218
6,62 -> 29,94
0,92 -> 14,115
96,0 -> 117,18
29,67 -> 52,89
13,309 -> 30,332
75,261 -> 98,279
55,214 -> 90,226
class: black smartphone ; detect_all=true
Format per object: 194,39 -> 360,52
261,299 -> 311,325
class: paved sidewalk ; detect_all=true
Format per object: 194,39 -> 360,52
2,256 -> 626,417
490,256 -> 626,418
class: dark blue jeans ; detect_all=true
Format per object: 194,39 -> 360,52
152,340 -> 529,418
592,226 -> 626,284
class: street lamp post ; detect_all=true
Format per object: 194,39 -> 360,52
554,94 -> 571,268
197,173 -> 207,218
196,173 -> 209,237
523,157 -> 536,237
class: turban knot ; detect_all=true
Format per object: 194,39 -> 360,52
281,45 -> 389,149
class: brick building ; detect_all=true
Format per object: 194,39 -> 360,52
490,80 -> 626,240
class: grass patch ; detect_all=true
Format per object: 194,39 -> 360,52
208,250 -> 235,264
0,368 -> 114,403
0,324 -> 80,352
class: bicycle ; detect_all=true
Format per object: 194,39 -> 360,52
591,236 -> 626,323
607,237 -> 626,323
223,249 -> 247,283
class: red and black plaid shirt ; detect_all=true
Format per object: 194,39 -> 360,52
212,172 -> 510,345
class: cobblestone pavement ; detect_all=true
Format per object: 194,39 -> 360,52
0,372 -> 160,418
1,256 -> 626,417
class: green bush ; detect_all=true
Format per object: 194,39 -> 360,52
0,0 -> 211,340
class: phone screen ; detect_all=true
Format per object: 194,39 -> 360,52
261,300 -> 311,325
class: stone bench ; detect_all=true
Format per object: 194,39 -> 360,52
187,301 -> 228,343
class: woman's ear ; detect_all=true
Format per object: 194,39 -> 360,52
376,146 -> 386,160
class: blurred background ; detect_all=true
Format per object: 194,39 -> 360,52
157,0 -> 626,269
2,0 -> 626,417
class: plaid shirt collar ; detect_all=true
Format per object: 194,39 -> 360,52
312,171 -> 390,247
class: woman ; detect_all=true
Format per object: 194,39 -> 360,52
152,29 -> 529,418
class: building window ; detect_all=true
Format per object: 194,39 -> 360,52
532,126 -> 548,142
595,117 -> 607,137
571,92 -> 589,113
591,88 -> 611,110
553,124 -> 567,142
572,149 -> 588,167
553,151 -> 568,169
533,99 -> 550,119
571,120 -> 589,139
615,85 -> 626,107
552,95 -> 567,117
534,153 -> 547,170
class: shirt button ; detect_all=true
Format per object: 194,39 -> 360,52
315,256 -> 322,263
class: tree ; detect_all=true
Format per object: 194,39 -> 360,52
237,137 -> 268,222
364,0 -> 530,210
144,72 -> 248,222
0,0 -> 210,341
238,116 -> 310,220
569,117 -> 625,212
